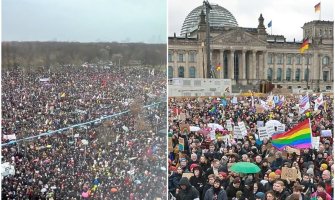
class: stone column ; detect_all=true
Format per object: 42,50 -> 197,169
173,50 -> 178,77
292,54 -> 296,81
230,50 -> 235,79
185,51 -> 189,78
219,50 -> 224,79
283,54 -> 287,81
241,50 -> 246,80
262,51 -> 267,80
252,51 -> 257,80
319,54 -> 323,80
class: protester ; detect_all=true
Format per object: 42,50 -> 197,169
168,94 -> 333,200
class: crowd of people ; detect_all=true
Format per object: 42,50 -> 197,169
1,65 -> 167,199
168,94 -> 333,200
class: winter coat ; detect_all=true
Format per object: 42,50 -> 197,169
204,187 -> 228,200
176,177 -> 200,200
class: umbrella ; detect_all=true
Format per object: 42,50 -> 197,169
208,123 -> 224,130
230,162 -> 261,174
190,126 -> 201,132
265,120 -> 281,128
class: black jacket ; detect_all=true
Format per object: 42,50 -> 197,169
176,177 -> 200,200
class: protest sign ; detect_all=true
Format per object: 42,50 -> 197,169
321,130 -> 332,137
285,146 -> 301,155
234,126 -> 242,139
226,120 -> 233,131
168,137 -> 173,152
182,173 -> 194,179
178,137 -> 184,151
238,122 -> 247,136
258,127 -> 268,141
257,121 -> 264,128
312,137 -> 320,150
179,124 -> 190,134
281,167 -> 299,181
266,125 -> 275,136
277,124 -> 286,132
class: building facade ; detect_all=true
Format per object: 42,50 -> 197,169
168,4 -> 333,92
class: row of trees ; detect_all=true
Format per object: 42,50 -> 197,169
2,42 -> 166,69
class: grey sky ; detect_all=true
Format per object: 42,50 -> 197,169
2,0 -> 167,43
169,0 -> 334,41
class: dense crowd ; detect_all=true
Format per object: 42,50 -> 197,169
1,65 -> 167,199
168,95 -> 333,200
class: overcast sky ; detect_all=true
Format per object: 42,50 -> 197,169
2,0 -> 167,43
169,0 -> 334,41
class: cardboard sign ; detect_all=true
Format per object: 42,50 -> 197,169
182,173 -> 194,179
179,124 -> 190,134
258,127 -> 268,141
257,121 -> 264,128
178,137 -> 185,151
179,113 -> 186,121
256,105 -> 265,113
285,146 -> 301,155
321,130 -> 332,137
168,137 -> 173,152
281,167 -> 299,181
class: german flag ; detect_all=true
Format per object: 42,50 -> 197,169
314,2 -> 320,12
299,38 -> 309,54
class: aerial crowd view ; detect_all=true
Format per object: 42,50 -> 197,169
1,65 -> 167,199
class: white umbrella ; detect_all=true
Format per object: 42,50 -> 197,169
265,120 -> 281,128
208,123 -> 224,130
190,126 -> 201,132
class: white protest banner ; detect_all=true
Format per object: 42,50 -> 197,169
238,122 -> 247,136
210,130 -> 216,141
312,136 -> 320,150
258,127 -> 268,141
276,124 -> 286,132
226,120 -> 233,131
266,125 -> 276,137
1,162 -> 15,177
234,126 -> 242,139
321,130 -> 332,137
39,78 -> 50,82
2,134 -> 16,140
257,121 -> 264,128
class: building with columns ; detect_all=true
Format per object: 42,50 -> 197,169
168,4 -> 333,93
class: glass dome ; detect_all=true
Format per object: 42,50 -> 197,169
180,4 -> 238,36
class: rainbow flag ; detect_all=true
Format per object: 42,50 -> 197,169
271,119 -> 312,150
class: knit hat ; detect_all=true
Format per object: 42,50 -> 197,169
269,172 -> 276,179
321,163 -> 328,170
236,191 -> 243,198
306,168 -> 314,175
255,192 -> 265,200
233,177 -> 241,184
219,172 -> 227,178
316,192 -> 327,200
275,169 -> 281,175
189,163 -> 198,171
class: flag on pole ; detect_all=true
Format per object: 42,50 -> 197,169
299,95 -> 310,114
268,20 -> 272,28
314,2 -> 321,12
314,93 -> 324,111
216,63 -> 222,71
299,38 -> 309,54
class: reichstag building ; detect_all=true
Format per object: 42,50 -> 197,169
168,4 -> 333,92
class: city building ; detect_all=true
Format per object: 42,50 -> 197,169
168,3 -> 333,94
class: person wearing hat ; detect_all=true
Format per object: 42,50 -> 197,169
218,172 -> 229,190
179,158 -> 190,172
189,166 -> 206,199
226,177 -> 244,200
204,178 -> 228,200
169,166 -> 183,197
264,172 -> 276,191
300,173 -> 316,196
176,177 -> 200,200
255,192 -> 265,200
